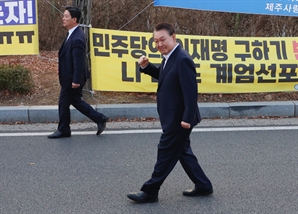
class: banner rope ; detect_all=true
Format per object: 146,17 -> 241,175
42,0 -> 102,103
44,0 -> 63,14
118,1 -> 154,30
41,0 -> 154,103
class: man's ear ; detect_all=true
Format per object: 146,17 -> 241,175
172,33 -> 176,41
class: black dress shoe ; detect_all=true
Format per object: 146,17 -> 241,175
96,116 -> 109,135
127,192 -> 158,203
183,188 -> 213,197
47,130 -> 71,139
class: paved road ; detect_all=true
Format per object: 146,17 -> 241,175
1,120 -> 298,214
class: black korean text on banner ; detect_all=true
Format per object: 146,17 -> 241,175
0,0 -> 39,55
89,28 -> 298,93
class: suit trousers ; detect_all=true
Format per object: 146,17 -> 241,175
140,128 -> 212,195
58,85 -> 104,133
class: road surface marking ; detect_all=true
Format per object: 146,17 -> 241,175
1,126 -> 298,137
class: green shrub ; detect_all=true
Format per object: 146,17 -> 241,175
0,64 -> 34,93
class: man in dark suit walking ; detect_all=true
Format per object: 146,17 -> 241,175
48,7 -> 108,139
127,23 -> 213,203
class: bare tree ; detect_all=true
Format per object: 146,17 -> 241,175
38,0 -> 298,50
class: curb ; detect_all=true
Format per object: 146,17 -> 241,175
0,101 -> 297,123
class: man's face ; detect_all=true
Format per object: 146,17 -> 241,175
62,10 -> 77,30
153,29 -> 176,55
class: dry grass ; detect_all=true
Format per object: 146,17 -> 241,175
1,51 -> 298,106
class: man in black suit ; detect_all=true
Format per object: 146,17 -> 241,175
127,23 -> 213,203
48,7 -> 108,139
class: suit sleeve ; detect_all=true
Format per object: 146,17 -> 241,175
72,38 -> 86,84
140,63 -> 160,80
178,57 -> 198,123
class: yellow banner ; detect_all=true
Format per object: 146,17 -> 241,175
90,28 -> 298,93
0,0 -> 39,55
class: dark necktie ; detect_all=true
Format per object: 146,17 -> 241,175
61,32 -> 69,49
65,32 -> 69,42
161,57 -> 165,72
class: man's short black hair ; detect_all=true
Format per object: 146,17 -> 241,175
154,23 -> 175,36
65,6 -> 81,23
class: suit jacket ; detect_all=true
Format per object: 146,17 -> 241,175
141,45 -> 201,132
58,26 -> 89,88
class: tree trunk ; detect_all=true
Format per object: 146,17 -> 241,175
234,13 -> 240,36
72,0 -> 92,90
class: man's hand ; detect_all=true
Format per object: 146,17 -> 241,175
72,83 -> 80,88
138,55 -> 149,67
181,121 -> 191,129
